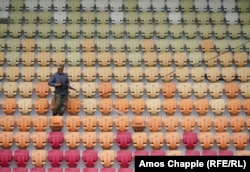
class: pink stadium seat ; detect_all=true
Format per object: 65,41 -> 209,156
0,168 -> 11,172
202,150 -> 217,156
82,150 -> 98,167
118,168 -> 133,172
65,150 -> 80,167
100,168 -> 116,172
65,168 -> 81,172
185,150 -> 200,156
48,150 -> 64,167
30,168 -> 46,172
83,168 -> 98,172
134,150 -> 149,156
48,132 -> 64,149
48,168 -> 63,172
13,168 -> 28,172
150,150 -> 166,156
0,150 -> 12,167
182,132 -> 198,149
116,132 -> 132,149
117,150 -> 133,168
218,150 -> 234,156
13,150 -> 29,167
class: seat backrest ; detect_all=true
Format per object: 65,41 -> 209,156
0,116 -> 15,131
3,82 -> 18,98
2,98 -> 17,115
181,116 -> 196,132
197,116 -> 212,132
66,116 -> 81,132
98,116 -> 113,132
132,132 -> 147,150
230,116 -> 245,132
31,150 -> 46,167
67,98 -> 81,115
14,132 -> 30,149
82,132 -> 97,149
116,131 -> 131,149
99,132 -> 114,149
149,132 -> 164,149
17,98 -> 33,115
194,98 -> 209,115
82,116 -> 97,132
65,132 -> 81,149
16,115 -> 31,131
132,116 -> 146,132
213,116 -> 228,132
34,98 -> 49,115
147,116 -> 162,132
165,132 -> 181,150
99,150 -> 115,168
32,115 -> 47,131
64,150 -> 80,167
199,132 -> 214,149
32,132 -> 47,149
35,82 -> 50,98
130,98 -> 145,114
115,116 -> 130,132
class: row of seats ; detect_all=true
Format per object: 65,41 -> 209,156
1,115 -> 250,132
1,150 -> 249,171
1,66 -> 249,83
0,0 -> 249,12
1,38 -> 249,53
1,96 -> 250,115
1,23 -> 250,39
1,10 -> 250,25
0,130 -> 249,150
2,81 -> 250,98
1,51 -> 249,67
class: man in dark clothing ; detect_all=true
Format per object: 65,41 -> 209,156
48,65 -> 74,116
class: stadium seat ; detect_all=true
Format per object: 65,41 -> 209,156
177,83 -> 192,98
230,116 -> 245,132
32,132 -> 47,149
185,150 -> 200,156
181,116 -> 196,132
47,150 -> 63,167
15,132 -> 30,149
210,99 -> 226,115
117,150 -> 133,168
21,52 -> 35,66
149,132 -> 164,149
144,67 -> 159,82
115,116 -> 130,132
162,82 -> 176,98
6,66 -> 19,82
182,132 -> 198,149
232,132 -> 248,150
143,52 -> 157,66
243,99 -> 250,115
227,99 -> 242,115
66,116 -> 81,132
48,132 -> 64,149
83,168 -> 98,172
199,132 -> 214,149
65,150 -> 80,167
0,116 -> 15,132
193,83 -> 208,98
132,132 -> 147,149
32,116 -> 47,131
202,150 -> 217,156
218,150 -> 234,156
99,150 -> 115,168
66,98 -> 81,115
48,168 -> 63,172
100,168 -> 115,172
65,168 -> 81,172
99,98 -> 113,115
129,68 -> 143,82
82,132 -> 97,149
16,115 -> 31,131
98,116 -> 113,132
3,82 -> 18,98
98,67 -> 112,82
49,116 -> 63,131
164,116 -> 179,132
147,116 -> 162,132
113,98 -> 129,114
209,83 -> 223,98
98,82 -> 112,98
82,150 -> 98,167
197,116 -> 212,132
116,132 -> 131,149
65,132 -> 81,149
2,98 -> 17,115
31,150 -> 46,167
130,98 -> 145,114
82,67 -> 97,82
12,168 -> 28,172
179,99 -> 193,115
34,98 -> 49,115
13,150 -> 29,167
132,116 -> 146,132
118,168 -> 133,172
165,132 -> 181,149
213,116 -> 228,132
30,168 -> 46,172
146,99 -> 161,115
173,52 -> 187,67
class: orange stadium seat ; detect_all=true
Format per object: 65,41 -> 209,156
246,116 -> 250,130
16,115 -> 31,131
82,116 -> 97,132
36,52 -> 51,66
227,99 -> 242,115
181,116 -> 196,132
149,132 -> 164,149
230,116 -> 245,132
197,116 -> 212,132
99,132 -> 114,149
34,98 -> 49,115
132,132 -> 147,150
114,98 -> 129,114
0,132 -> 13,149
164,116 -> 179,132
99,98 -> 113,115
224,82 -> 239,98
115,116 -> 130,132
243,99 -> 250,115
132,116 -> 146,132
31,150 -> 46,167
147,116 -> 162,132
32,116 -> 48,131
158,52 -> 172,66
98,116 -> 113,132
82,132 -> 97,149
35,82 -> 50,98
162,99 -> 177,115
232,132 -> 248,150
201,39 -> 214,52
194,99 -> 209,115
0,116 -> 15,131
130,98 -> 145,114
21,39 -> 36,52
215,132 -> 231,150
162,82 -> 176,98
213,116 -> 228,132
165,132 -> 181,150
67,98 -> 81,115
2,98 -> 17,115
97,52 -> 111,67
82,52 -> 96,66
113,52 -> 127,66
199,132 -> 214,149
99,150 -> 115,168
49,116 -> 63,131
65,132 -> 81,149
179,99 -> 194,115
66,116 -> 81,132
15,132 -> 30,149
98,82 -> 112,98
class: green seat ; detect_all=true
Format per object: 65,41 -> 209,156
188,52 -> 203,66
37,11 -> 52,24
230,39 -> 244,52
67,24 -> 81,38
171,39 -> 185,52
184,24 -> 197,38
140,24 -> 154,38
82,24 -> 95,38
9,23 -> 22,37
182,12 -> 196,24
125,39 -> 140,52
96,24 -> 110,38
125,12 -> 138,24
66,39 -> 80,52
96,12 -> 110,24
82,12 -> 95,24
6,52 -> 20,66
196,12 -> 210,24
154,12 -> 167,24
0,39 -> 6,51
36,39 -> 51,52
242,25 -> 250,38
52,24 -> 66,38
155,39 -> 170,52
169,24 -> 183,38
185,39 -> 200,52
23,11 -> 37,23
6,39 -> 20,52
95,39 -> 110,52
180,0 -> 193,12
227,25 -> 241,39
211,12 -> 225,25
51,39 -> 65,52
199,25 -> 212,38
0,24 -> 8,37
214,40 -> 229,52
237,0 -> 250,12
139,12 -> 153,24
239,13 -> 250,24
128,52 -> 142,66
38,24 -> 51,38
67,12 -> 81,24
67,52 -> 81,66
111,24 -> 124,38
155,24 -> 168,38
23,24 -> 37,38
213,24 -> 227,39
10,11 -> 23,23
111,39 -> 125,52
126,24 -> 139,38
124,0 -> 137,12
11,0 -> 24,11
68,0 -> 80,11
